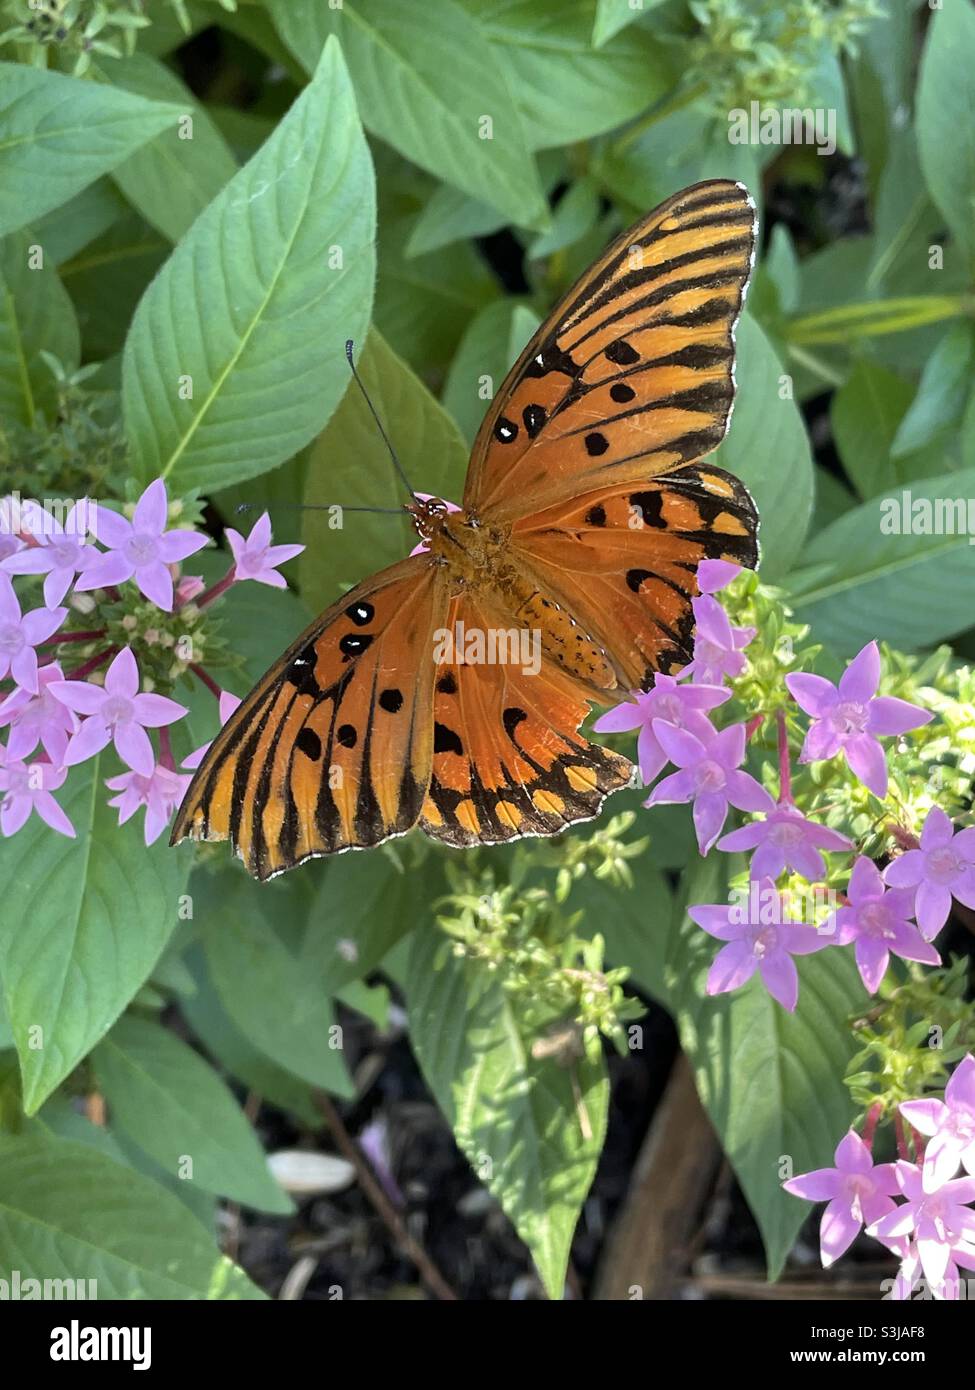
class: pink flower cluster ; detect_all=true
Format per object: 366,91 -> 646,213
595,563 -> 940,1012
784,1055 -> 975,1300
0,481 -> 300,845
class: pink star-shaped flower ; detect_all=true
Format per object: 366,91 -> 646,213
0,749 -> 74,838
900,1054 -> 975,1192
883,806 -> 975,940
75,479 -> 208,612
1,498 -> 101,607
717,801 -> 851,881
686,593 -> 755,685
782,1129 -> 900,1267
644,719 -> 773,853
105,762 -> 192,845
182,690 -> 242,770
0,573 -> 67,694
868,1162 -> 975,1297
224,512 -> 303,588
0,660 -> 78,764
786,641 -> 931,797
824,856 -> 940,994
50,646 -> 187,776
593,673 -> 730,787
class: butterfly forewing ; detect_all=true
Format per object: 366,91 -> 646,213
463,180 -> 756,521
170,557 -> 448,879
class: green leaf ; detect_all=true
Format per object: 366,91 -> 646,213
0,229 -> 80,427
100,54 -> 238,244
443,299 -> 541,446
299,329 -> 468,608
592,851 -> 863,1277
593,0 -> 666,47
180,944 -> 322,1129
405,182 -> 507,260
527,176 -> 600,259
462,0 -> 673,151
92,1013 -> 292,1213
0,1133 -> 264,1298
34,178 -> 127,266
122,37 -> 376,494
789,469 -> 975,653
267,0 -> 547,228
60,211 -> 169,361
917,0 -> 975,268
0,753 -> 188,1114
197,867 -> 354,1098
712,314 -> 814,582
0,62 -> 181,236
891,323 -> 975,459
405,924 -> 608,1299
830,360 -> 914,500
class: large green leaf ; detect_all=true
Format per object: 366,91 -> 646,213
92,1013 -> 292,1213
462,0 -> 673,151
197,867 -> 354,1098
593,0 -> 667,46
712,314 -> 814,582
404,924 -> 608,1299
299,330 -> 468,608
442,299 -> 541,446
268,0 -> 547,228
917,0 -> 975,268
830,359 -> 914,500
0,1133 -> 264,1298
0,62 -> 181,236
0,228 -> 80,427
0,753 -> 188,1114
589,850 -> 864,1277
122,37 -> 376,494
891,323 -> 975,459
102,54 -> 238,244
60,211 -> 169,361
789,469 -> 975,653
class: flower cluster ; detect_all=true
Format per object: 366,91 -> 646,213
784,1055 -> 975,1300
0,479 -> 301,845
595,563 -> 942,1012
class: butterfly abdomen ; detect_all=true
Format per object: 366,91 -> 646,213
506,581 -> 617,693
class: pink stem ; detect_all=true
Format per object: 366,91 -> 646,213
158,726 -> 176,772
41,628 -> 107,646
894,1111 -> 912,1163
190,663 -> 222,700
777,709 -> 793,804
745,713 -> 764,739
861,1100 -> 884,1153
67,646 -> 117,681
183,566 -> 236,612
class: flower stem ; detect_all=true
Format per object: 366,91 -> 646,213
190,662 -> 222,700
41,628 -> 106,646
861,1099 -> 884,1152
67,646 -> 117,681
186,566 -> 236,612
158,726 -> 175,772
894,1110 -> 912,1163
777,709 -> 793,804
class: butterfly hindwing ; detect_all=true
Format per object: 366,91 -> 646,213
419,590 -> 633,847
463,180 -> 756,521
170,557 -> 447,880
510,462 -> 759,692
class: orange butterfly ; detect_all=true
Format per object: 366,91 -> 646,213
171,179 -> 759,880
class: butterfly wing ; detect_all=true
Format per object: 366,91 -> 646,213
463,179 -> 756,522
170,557 -> 448,880
509,461 -> 758,693
418,588 -> 632,847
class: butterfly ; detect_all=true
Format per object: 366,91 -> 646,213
171,179 -> 759,881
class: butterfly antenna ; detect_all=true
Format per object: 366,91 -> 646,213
345,339 -> 421,503
235,503 -> 405,517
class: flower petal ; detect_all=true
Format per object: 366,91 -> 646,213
838,640 -> 880,703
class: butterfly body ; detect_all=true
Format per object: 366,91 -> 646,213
172,179 -> 761,879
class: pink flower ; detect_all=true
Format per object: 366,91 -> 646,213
900,1054 -> 975,1192
696,559 -> 741,594
785,641 -> 931,797
868,1162 -> 975,1297
50,646 -> 187,777
0,495 -> 26,564
824,857 -> 940,994
883,806 -> 975,941
0,749 -> 74,838
592,673 -> 730,786
644,720 -> 773,853
182,690 -> 242,770
686,593 -> 754,685
224,512 -> 303,588
0,573 -> 67,694
409,494 -> 461,556
75,479 -> 208,612
717,802 -> 851,881
688,876 -> 828,1010
886,1240 -> 975,1301
0,661 -> 78,764
1,498 -> 101,607
782,1129 -> 900,1267
105,763 -> 191,845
